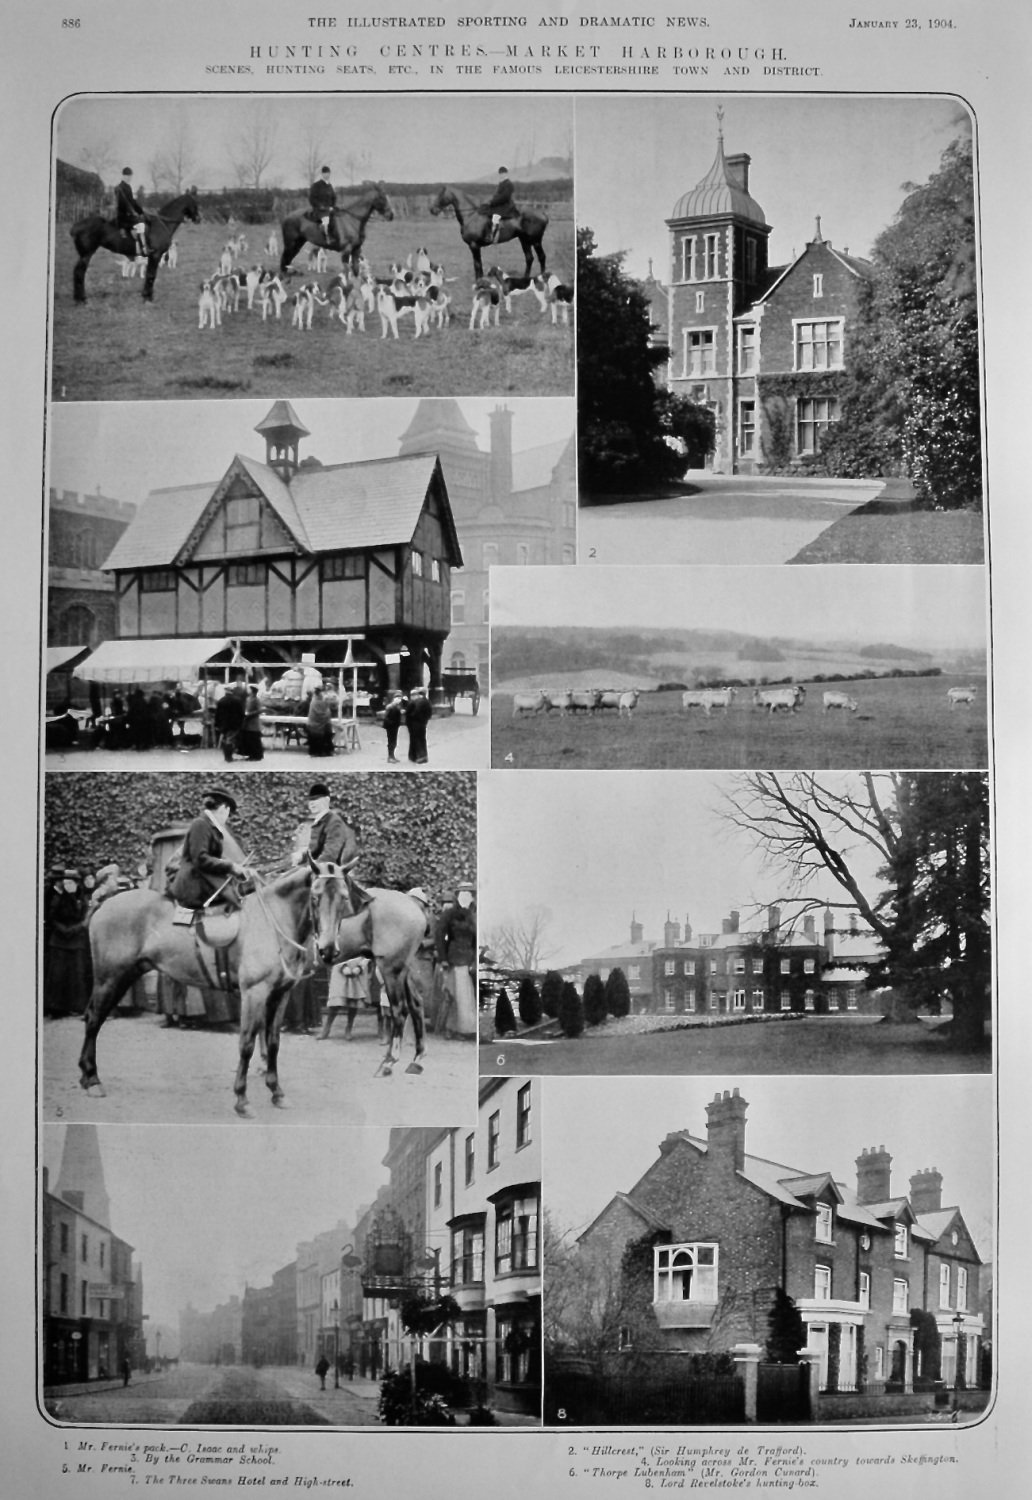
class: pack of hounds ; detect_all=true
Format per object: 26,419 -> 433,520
186,235 -> 573,339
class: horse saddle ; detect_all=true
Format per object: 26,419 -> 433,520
171,904 -> 240,948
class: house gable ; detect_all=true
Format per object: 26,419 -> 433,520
178,458 -> 305,565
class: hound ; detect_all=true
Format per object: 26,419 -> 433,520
378,284 -> 431,340
212,271 -> 244,314
265,231 -> 279,258
291,282 -> 325,330
469,275 -> 503,330
487,266 -> 549,317
544,273 -> 574,325
121,256 -> 144,279
218,246 -> 235,276
198,279 -> 221,330
308,246 -> 329,274
413,247 -> 432,276
258,275 -> 288,321
160,241 -> 179,270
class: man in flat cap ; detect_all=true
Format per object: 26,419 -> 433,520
170,788 -> 248,910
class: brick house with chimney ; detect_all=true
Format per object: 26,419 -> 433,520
575,1090 -> 985,1398
653,122 -> 873,475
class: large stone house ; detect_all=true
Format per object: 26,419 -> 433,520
650,125 -> 873,475
576,1090 -> 985,1396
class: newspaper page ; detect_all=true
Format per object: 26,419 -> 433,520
2,0 -> 1028,1496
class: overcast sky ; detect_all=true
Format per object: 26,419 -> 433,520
491,564 -> 988,654
481,771 -> 904,970
44,1124 -> 392,1333
55,95 -> 572,191
543,1074 -> 995,1261
578,94 -> 972,279
48,397 -> 574,511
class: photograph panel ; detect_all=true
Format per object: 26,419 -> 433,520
53,94 -> 574,402
42,770 -> 477,1124
542,1075 -> 993,1426
479,770 -> 990,1076
489,565 -> 988,771
43,1100 -> 541,1425
576,95 -> 983,567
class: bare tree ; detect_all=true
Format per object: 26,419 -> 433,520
485,904 -> 557,972
297,121 -> 331,190
227,107 -> 278,191
149,113 -> 198,196
77,140 -> 117,182
340,148 -> 372,186
543,1213 -> 632,1370
720,772 -> 990,1046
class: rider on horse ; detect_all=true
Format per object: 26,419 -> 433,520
484,167 -> 518,243
292,783 -> 358,868
115,168 -> 149,258
308,166 -> 341,250
169,788 -> 249,912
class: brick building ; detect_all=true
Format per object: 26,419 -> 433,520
576,1090 -> 985,1396
397,400 -> 576,688
585,907 -> 884,1018
42,1125 -> 145,1386
652,123 -> 873,475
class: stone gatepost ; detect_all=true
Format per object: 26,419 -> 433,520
732,1342 -> 763,1422
797,1341 -> 822,1421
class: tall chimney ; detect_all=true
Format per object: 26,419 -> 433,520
823,908 -> 834,960
909,1168 -> 944,1216
729,910 -> 740,933
767,905 -> 781,935
489,405 -> 514,501
725,153 -> 751,194
855,1146 -> 893,1206
705,1088 -> 748,1176
684,913 -> 692,944
664,912 -> 681,947
803,914 -> 816,941
630,913 -> 643,945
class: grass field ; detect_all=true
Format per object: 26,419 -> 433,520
491,673 -> 988,769
52,213 -> 575,402
479,1017 -> 990,1076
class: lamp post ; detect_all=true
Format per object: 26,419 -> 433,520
952,1311 -> 964,1414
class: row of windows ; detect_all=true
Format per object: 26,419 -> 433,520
136,549 -> 446,593
57,1222 -> 105,1267
662,956 -> 817,976
682,319 -> 844,381
446,1202 -> 542,1287
739,397 -> 839,458
814,1264 -> 911,1314
445,1085 -> 534,1206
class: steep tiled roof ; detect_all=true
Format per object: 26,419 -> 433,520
669,138 -> 768,226
512,437 -> 571,494
102,482 -> 214,569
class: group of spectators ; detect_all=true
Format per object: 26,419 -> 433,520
42,862 -> 139,1016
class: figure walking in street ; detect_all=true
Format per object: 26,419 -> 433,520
383,691 -> 405,763
316,1354 -> 330,1390
406,686 -> 432,764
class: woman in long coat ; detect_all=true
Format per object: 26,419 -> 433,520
306,688 -> 335,757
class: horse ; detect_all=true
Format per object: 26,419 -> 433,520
279,182 -> 393,276
71,190 -> 201,304
78,860 -> 350,1116
332,879 -> 430,1076
429,185 -> 549,281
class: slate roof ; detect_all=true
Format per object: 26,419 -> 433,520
669,137 -> 768,227
512,436 -> 572,495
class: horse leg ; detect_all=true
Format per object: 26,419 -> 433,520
73,252 -> 93,304
261,989 -> 290,1107
234,988 -> 264,1116
375,974 -> 405,1077
403,969 -> 427,1075
142,253 -> 161,302
78,964 -> 146,1096
471,244 -> 484,281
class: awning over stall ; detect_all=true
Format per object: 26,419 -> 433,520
78,637 -> 238,684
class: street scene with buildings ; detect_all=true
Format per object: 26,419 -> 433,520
576,96 -> 983,568
43,1090 -> 540,1425
543,1076 -> 992,1425
479,771 -> 990,1076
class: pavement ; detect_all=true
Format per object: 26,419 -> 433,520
46,703 -> 489,773
578,472 -> 885,566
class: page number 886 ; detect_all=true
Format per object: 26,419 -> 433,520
62,17 -> 81,26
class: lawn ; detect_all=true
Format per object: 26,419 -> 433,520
491,672 -> 989,770
52,214 -> 575,402
479,1016 -> 990,1076
789,506 -> 985,564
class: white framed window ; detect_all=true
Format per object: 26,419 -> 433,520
664,960 -> 675,976
780,989 -> 791,1011
827,992 -> 839,1012
618,1325 -> 633,1351
704,233 -> 719,279
804,990 -> 815,1011
686,987 -> 696,1012
813,272 -> 824,298
516,1083 -> 532,1148
411,550 -> 424,578
738,400 -> 756,459
893,1278 -> 909,1314
431,558 -> 441,583
957,1267 -> 968,1310
681,235 -> 697,282
737,324 -> 756,374
939,1263 -> 951,1308
814,1264 -> 831,1300
874,1344 -> 884,1380
732,989 -> 746,1011
450,590 -> 465,625
685,960 -> 695,976
629,965 -> 640,982
846,987 -> 859,1011
752,989 -> 764,1010
794,318 -> 843,371
859,1272 -> 871,1309
796,397 -> 840,455
663,988 -> 676,1013
804,958 -> 816,974
780,958 -> 791,975
684,328 -> 716,378
733,957 -> 746,975
816,1204 -> 833,1243
894,1224 -> 908,1260
654,1243 -> 718,1304
695,290 -> 705,313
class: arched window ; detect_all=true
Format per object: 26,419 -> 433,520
58,604 -> 96,646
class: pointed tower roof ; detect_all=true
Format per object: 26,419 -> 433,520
669,117 -> 768,227
254,400 -> 311,442
397,399 -> 482,458
56,1124 -> 111,1229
